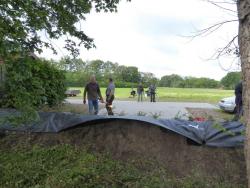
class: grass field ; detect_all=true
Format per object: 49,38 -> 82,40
68,87 -> 234,103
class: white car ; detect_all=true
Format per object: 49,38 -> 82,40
218,96 -> 236,113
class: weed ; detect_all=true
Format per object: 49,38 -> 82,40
137,111 -> 147,116
150,112 -> 162,119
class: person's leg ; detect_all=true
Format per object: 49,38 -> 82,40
153,93 -> 156,102
233,102 -> 241,121
150,93 -> 153,102
92,100 -> 99,115
239,101 -> 243,117
88,100 -> 94,114
138,93 -> 140,102
106,96 -> 114,115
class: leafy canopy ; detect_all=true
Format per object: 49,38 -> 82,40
221,72 -> 241,89
0,0 -> 130,57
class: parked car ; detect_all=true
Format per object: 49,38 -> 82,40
65,90 -> 81,97
218,96 -> 236,113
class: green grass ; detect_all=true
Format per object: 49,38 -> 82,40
0,145 -> 243,188
68,87 -> 234,103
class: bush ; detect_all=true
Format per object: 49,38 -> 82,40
1,57 -> 66,122
0,145 -> 244,188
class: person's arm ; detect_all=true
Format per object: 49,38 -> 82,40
97,84 -> 104,102
109,89 -> 114,97
83,85 -> 87,104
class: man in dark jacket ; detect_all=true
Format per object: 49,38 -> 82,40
234,81 -> 243,120
137,83 -> 144,102
149,84 -> 156,102
83,75 -> 104,115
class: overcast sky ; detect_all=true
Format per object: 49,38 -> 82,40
41,0 -> 240,80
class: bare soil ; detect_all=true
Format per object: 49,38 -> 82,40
0,119 -> 246,185
187,107 -> 234,121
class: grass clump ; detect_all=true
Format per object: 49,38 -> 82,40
0,145 -> 245,188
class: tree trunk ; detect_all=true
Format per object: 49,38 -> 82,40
238,0 -> 250,187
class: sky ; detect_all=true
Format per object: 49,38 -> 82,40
40,0 -> 240,81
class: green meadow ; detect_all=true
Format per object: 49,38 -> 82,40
68,87 -> 234,103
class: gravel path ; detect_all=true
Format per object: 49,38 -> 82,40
66,99 -> 218,119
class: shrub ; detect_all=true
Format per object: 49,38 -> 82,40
1,57 -> 66,123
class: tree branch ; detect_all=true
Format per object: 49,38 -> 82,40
205,0 -> 237,13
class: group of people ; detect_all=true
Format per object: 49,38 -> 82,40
83,75 -> 157,115
83,75 -> 115,115
84,75 -> 243,120
135,83 -> 156,102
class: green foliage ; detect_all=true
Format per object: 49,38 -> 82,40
140,72 -> 159,86
184,77 -> 219,88
58,58 -> 226,89
0,145 -> 162,188
0,0 -> 131,57
0,64 -> 5,98
220,72 -> 241,89
0,145 -> 244,188
159,74 -> 184,87
55,57 -> 157,87
159,74 -> 219,88
1,57 -> 66,123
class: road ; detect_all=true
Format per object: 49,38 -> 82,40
66,99 -> 218,119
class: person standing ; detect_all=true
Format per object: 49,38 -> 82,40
137,83 -> 144,102
105,78 -> 115,115
83,75 -> 104,115
149,84 -> 156,102
234,81 -> 243,120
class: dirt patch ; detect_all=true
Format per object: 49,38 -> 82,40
187,107 -> 234,121
0,120 -> 246,185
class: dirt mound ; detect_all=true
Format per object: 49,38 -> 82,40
0,120 -> 246,185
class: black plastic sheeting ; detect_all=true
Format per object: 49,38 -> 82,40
0,109 -> 245,148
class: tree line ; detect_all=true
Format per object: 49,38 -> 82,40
53,57 -> 241,89
52,57 -> 157,88
159,72 -> 241,89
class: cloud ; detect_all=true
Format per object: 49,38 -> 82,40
40,0 -> 240,81
134,15 -> 200,37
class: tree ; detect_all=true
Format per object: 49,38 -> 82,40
220,71 -> 241,89
159,74 -> 184,87
56,57 -> 86,72
0,0 -> 130,57
211,0 -> 250,185
237,0 -> 250,186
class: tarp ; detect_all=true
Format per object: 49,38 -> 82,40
0,109 -> 245,147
